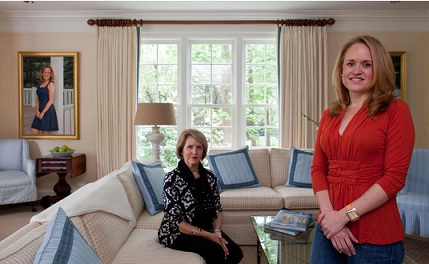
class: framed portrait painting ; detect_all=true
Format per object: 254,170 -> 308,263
18,52 -> 79,139
390,51 -> 406,101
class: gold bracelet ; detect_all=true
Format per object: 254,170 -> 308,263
190,227 -> 201,236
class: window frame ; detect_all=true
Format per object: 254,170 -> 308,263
138,29 -> 278,165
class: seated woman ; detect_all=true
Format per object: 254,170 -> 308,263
158,129 -> 243,264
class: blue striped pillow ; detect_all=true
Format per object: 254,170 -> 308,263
33,207 -> 102,264
131,161 -> 165,215
207,146 -> 260,192
286,147 -> 313,188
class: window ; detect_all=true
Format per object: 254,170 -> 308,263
138,34 -> 278,168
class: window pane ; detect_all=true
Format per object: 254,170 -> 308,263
212,65 -> 231,84
192,85 -> 211,104
212,107 -> 232,126
212,85 -> 231,104
192,107 -> 211,126
158,44 -> 177,63
192,44 -> 211,63
192,65 -> 211,84
246,85 -> 265,104
212,44 -> 232,63
138,42 -> 178,167
244,42 -> 278,148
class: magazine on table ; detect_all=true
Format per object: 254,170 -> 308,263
268,210 -> 314,232
264,224 -> 314,243
264,222 -> 302,236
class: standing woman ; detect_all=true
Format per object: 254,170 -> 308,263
310,36 -> 415,263
31,65 -> 59,134
158,129 -> 243,264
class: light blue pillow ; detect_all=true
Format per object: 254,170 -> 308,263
131,160 -> 165,215
33,207 -> 102,264
286,147 -> 313,188
207,146 -> 260,192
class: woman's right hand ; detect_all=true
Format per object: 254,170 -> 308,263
210,231 -> 229,259
330,227 -> 358,257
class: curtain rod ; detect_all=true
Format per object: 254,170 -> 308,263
87,18 -> 335,27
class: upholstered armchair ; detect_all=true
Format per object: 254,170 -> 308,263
397,148 -> 429,238
0,139 -> 38,211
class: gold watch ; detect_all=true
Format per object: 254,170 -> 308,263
345,204 -> 360,222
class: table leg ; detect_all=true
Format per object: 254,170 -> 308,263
257,239 -> 261,264
40,173 -> 71,208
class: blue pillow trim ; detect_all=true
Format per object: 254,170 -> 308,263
207,146 -> 260,191
131,160 -> 165,215
287,147 -> 313,188
33,207 -> 102,264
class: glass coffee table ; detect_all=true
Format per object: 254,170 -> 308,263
250,215 -> 315,264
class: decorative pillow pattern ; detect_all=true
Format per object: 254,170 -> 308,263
131,160 -> 165,215
286,147 -> 314,188
207,146 -> 260,192
33,207 -> 102,264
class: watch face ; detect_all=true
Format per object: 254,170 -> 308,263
349,211 -> 359,220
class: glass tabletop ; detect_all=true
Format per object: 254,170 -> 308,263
250,215 -> 315,264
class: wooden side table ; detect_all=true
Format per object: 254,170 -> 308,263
36,153 -> 86,208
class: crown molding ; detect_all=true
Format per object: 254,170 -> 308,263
0,10 -> 428,33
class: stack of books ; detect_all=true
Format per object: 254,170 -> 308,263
264,210 -> 316,237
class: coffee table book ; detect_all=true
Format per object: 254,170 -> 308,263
264,223 -> 301,236
269,210 -> 313,232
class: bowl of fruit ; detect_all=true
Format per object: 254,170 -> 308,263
50,145 -> 75,157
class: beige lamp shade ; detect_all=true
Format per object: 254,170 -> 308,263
134,103 -> 176,126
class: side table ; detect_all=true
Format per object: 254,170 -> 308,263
36,153 -> 86,208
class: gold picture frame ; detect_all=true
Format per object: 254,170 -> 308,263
389,51 -> 406,101
18,52 -> 79,139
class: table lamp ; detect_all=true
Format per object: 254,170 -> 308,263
134,103 -> 176,162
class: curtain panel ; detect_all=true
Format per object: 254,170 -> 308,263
278,26 -> 329,149
96,27 -> 137,178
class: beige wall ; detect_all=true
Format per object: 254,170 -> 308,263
0,31 -> 428,197
327,32 -> 429,149
0,32 -> 97,196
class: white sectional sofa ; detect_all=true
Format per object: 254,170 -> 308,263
0,148 -> 319,263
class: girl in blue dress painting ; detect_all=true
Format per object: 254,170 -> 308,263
31,65 -> 59,134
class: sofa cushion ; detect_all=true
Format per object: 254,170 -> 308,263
81,211 -> 135,264
220,186 -> 283,210
131,160 -> 165,215
286,147 -> 313,188
0,222 -> 48,263
135,210 -> 164,230
248,148 -> 271,186
207,146 -> 260,192
112,229 -> 204,263
270,148 -> 290,187
274,185 -> 319,209
116,161 -> 145,220
33,208 -> 102,264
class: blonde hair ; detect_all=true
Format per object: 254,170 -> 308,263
39,65 -> 55,83
176,129 -> 208,160
331,35 -> 395,118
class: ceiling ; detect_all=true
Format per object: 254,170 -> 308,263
1,1 -> 429,14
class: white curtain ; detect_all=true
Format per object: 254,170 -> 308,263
96,27 -> 137,178
278,26 -> 329,149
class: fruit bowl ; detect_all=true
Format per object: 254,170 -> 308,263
50,150 -> 75,157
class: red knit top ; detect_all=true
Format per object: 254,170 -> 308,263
312,99 -> 415,244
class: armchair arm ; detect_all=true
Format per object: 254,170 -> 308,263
21,139 -> 36,184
